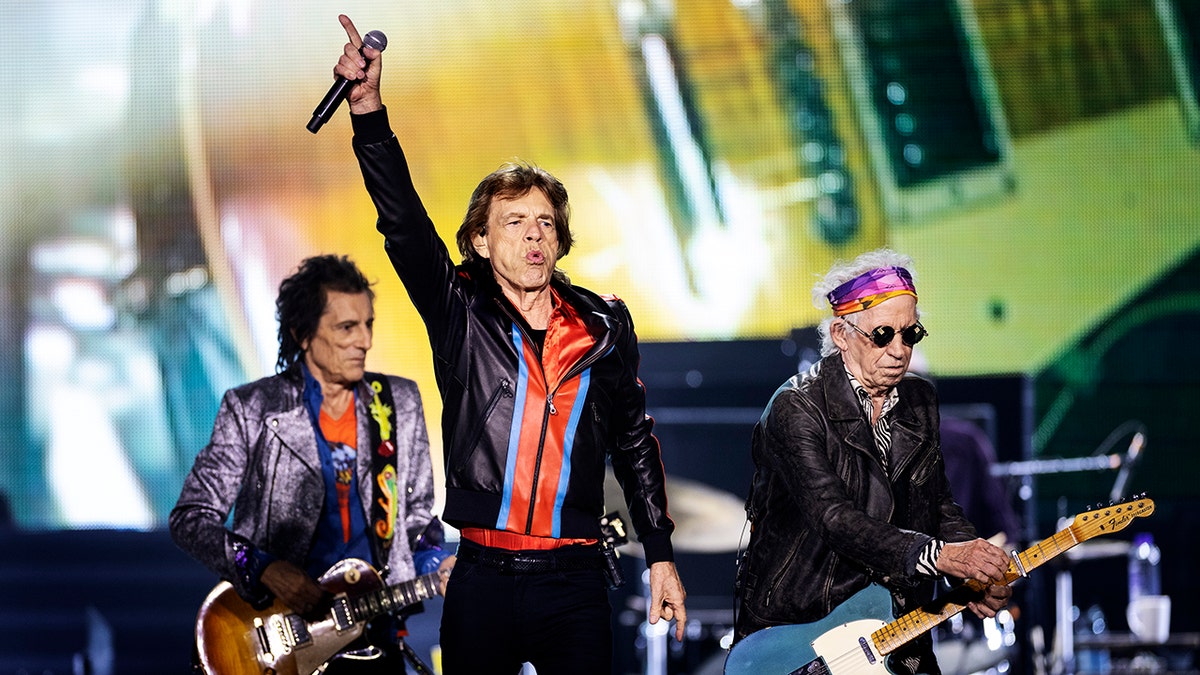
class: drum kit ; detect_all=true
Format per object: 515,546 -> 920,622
603,468 -> 747,559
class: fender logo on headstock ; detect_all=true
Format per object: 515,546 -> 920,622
1102,512 -> 1133,530
1074,495 -> 1155,539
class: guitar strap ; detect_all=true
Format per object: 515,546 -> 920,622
366,374 -> 399,570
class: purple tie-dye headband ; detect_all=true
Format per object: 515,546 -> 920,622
827,265 -> 917,316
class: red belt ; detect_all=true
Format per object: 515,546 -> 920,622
460,527 -> 597,551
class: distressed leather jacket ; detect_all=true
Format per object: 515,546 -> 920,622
350,108 -> 675,563
735,353 -> 976,670
169,371 -> 434,603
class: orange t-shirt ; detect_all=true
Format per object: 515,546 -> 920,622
319,405 -> 358,542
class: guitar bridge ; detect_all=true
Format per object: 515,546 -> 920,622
788,656 -> 831,675
252,617 -> 275,662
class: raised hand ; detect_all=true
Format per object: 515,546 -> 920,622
334,14 -> 383,115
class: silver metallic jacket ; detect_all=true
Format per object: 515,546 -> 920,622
169,371 -> 435,602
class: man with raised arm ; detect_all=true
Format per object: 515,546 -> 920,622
327,15 -> 687,674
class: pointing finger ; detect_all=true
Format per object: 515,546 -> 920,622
339,14 -> 363,50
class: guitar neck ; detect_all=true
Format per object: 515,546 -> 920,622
349,570 -> 443,623
871,496 -> 1154,655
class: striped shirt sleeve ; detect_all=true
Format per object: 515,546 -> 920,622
915,538 -> 945,577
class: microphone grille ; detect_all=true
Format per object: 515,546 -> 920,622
364,30 -> 388,52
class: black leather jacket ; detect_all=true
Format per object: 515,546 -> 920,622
351,109 -> 675,563
735,353 -> 976,669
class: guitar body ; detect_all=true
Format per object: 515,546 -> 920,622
196,558 -> 382,675
725,585 -> 896,675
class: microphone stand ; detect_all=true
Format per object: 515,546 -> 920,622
991,454 -> 1121,478
989,421 -> 1146,675
1109,431 -> 1146,503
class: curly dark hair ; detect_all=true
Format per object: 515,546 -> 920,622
275,254 -> 374,373
455,161 -> 574,264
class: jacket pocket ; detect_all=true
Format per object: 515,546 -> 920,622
909,450 -> 940,487
763,528 -> 809,610
454,378 -> 513,473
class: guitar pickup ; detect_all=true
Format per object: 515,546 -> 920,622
857,636 -> 877,664
331,595 -> 356,631
285,613 -> 312,645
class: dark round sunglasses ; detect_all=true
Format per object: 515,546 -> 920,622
844,320 -> 928,348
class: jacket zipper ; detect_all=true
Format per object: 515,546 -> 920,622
525,396 -> 554,533
455,378 -> 513,472
526,327 -> 617,534
499,299 -> 617,534
764,532 -> 804,608
848,425 -> 896,525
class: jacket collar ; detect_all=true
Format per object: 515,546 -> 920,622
821,352 -> 869,423
269,367 -> 376,475
816,352 -> 931,477
883,381 -> 930,477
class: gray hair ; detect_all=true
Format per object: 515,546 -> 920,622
813,248 -> 918,357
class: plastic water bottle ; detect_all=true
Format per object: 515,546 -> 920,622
1127,533 -> 1161,602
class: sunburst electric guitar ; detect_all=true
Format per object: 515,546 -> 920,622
195,558 -> 444,675
725,495 -> 1155,675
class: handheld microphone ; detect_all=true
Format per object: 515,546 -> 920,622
307,30 -> 388,134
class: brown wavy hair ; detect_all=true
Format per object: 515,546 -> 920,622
455,161 -> 574,264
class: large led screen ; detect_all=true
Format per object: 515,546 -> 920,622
1,0 -> 1196,528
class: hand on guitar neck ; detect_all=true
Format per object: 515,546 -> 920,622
936,538 -> 1013,619
259,556 -> 455,618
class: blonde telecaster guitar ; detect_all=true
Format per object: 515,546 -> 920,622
725,495 -> 1156,675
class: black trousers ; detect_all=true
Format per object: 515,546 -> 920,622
440,552 -> 613,674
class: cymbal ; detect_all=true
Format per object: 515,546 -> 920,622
604,467 -> 746,557
1066,540 -> 1131,561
